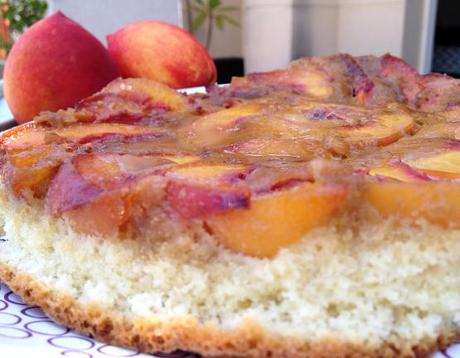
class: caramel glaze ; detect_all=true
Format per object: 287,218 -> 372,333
2,54 -> 460,253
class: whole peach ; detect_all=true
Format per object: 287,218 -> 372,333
107,21 -> 216,89
4,11 -> 119,123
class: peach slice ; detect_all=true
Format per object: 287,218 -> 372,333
2,144 -> 69,198
1,122 -> 47,150
287,103 -> 414,147
167,163 -> 247,180
229,54 -> 377,102
1,122 -> 161,150
187,103 -> 262,147
53,123 -> 161,143
229,66 -> 334,99
101,78 -> 187,112
368,145 -> 460,181
47,156 -> 114,215
368,162 -> 429,182
206,182 -> 347,258
75,92 -> 151,124
416,73 -> 460,112
189,108 -> 315,152
191,103 -> 261,130
3,161 -> 60,199
294,71 -> 334,98
47,153 -> 172,215
290,54 -> 375,102
405,151 -> 460,179
73,153 -> 172,190
63,193 -> 126,236
414,119 -> 460,139
365,181 -> 460,228
46,153 -> 173,236
342,113 -> 414,146
62,175 -> 167,237
162,155 -> 201,165
222,138 -> 328,160
167,182 -> 250,220
166,163 -> 250,219
8,145 -> 55,168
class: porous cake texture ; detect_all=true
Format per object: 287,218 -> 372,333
0,188 -> 459,357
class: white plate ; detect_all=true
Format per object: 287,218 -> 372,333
0,84 -> 459,357
0,284 -> 198,358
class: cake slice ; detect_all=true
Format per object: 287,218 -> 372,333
1,55 -> 460,357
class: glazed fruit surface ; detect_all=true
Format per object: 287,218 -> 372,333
3,54 -> 460,257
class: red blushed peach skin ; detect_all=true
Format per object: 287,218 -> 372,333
0,122 -> 46,150
206,183 -> 348,258
100,78 -> 187,112
4,12 -> 119,123
230,68 -> 334,99
365,182 -> 460,228
107,21 -> 216,89
165,163 -> 250,219
53,123 -> 162,143
1,122 -> 162,150
343,113 -> 415,147
45,153 -> 174,236
167,182 -> 250,220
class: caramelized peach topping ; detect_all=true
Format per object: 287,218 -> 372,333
3,54 -> 460,257
206,182 -> 347,258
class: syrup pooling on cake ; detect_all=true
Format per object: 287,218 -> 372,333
2,55 -> 460,257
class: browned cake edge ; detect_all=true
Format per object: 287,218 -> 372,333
0,261 -> 457,358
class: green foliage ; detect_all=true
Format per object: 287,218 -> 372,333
187,0 -> 239,49
190,0 -> 239,33
3,0 -> 47,33
0,0 -> 48,54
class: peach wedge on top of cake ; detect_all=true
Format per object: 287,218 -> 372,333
1,54 -> 460,358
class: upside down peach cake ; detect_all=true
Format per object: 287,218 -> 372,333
1,54 -> 460,357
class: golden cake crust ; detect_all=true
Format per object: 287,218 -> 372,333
1,262 -> 458,358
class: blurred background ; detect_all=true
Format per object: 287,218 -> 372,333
1,0 -> 459,82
